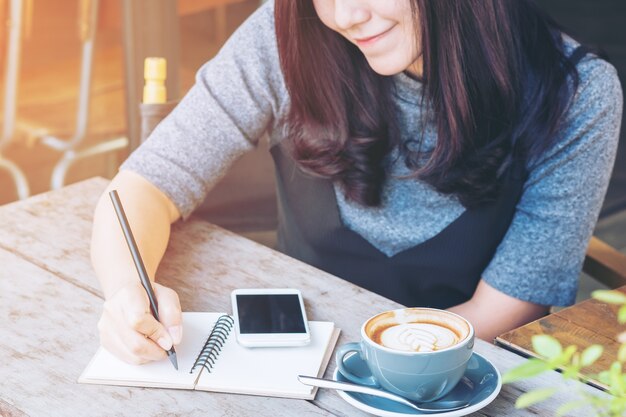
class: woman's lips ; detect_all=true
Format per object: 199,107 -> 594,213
354,25 -> 396,47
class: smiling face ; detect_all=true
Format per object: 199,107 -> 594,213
312,0 -> 422,76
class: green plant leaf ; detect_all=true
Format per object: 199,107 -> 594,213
609,361 -> 625,397
619,305 -> 626,324
515,388 -> 558,409
581,345 -> 604,367
532,335 -> 563,359
618,344 -> 626,363
609,397 -> 626,416
592,290 -> 626,305
562,345 -> 578,362
556,399 -> 590,416
550,346 -> 578,368
502,359 -> 550,383
611,361 -> 622,377
588,394 -> 610,409
598,370 -> 611,385
562,365 -> 580,380
610,396 -> 626,411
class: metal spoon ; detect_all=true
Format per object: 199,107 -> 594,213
298,375 -> 470,413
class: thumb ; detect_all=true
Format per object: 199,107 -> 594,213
154,283 -> 183,345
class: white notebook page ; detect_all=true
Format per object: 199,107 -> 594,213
195,321 -> 337,398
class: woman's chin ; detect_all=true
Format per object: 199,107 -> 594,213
365,58 -> 414,77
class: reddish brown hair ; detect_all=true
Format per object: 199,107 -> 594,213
275,0 -> 580,207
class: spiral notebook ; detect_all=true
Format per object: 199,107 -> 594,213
78,312 -> 340,399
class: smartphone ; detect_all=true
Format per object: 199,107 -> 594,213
231,288 -> 311,347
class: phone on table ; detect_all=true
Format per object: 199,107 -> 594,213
231,288 -> 311,347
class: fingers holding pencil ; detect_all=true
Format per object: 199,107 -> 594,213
129,284 -> 183,351
98,281 -> 182,365
99,281 -> 166,364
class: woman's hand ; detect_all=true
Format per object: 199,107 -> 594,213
98,280 -> 183,365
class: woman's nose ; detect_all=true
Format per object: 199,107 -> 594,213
334,0 -> 371,30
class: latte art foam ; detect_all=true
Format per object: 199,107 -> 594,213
379,323 -> 460,352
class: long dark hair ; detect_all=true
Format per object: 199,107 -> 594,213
275,0 -> 580,207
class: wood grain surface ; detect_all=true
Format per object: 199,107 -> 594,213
497,288 -> 626,391
0,248 -> 330,417
0,177 -> 610,416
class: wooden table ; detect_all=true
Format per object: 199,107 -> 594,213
0,177 -> 608,416
497,288 -> 626,391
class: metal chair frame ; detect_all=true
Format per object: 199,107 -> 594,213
1,0 -> 129,199
1,0 -> 29,199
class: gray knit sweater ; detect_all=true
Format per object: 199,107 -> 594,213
122,1 -> 623,306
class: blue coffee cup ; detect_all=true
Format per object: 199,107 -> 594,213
336,308 -> 474,402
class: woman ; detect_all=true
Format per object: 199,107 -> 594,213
92,0 -> 622,365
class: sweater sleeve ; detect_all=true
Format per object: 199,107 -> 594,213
481,56 -> 623,306
120,1 -> 287,219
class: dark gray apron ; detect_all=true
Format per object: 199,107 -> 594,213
271,142 -> 526,309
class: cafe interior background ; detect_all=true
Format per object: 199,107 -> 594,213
0,0 -> 624,303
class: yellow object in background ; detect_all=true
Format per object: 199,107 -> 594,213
143,57 -> 167,104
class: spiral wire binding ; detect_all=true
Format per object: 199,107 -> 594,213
190,315 -> 235,374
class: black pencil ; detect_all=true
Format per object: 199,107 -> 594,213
109,189 -> 179,370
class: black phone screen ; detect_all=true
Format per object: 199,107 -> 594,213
236,294 -> 307,334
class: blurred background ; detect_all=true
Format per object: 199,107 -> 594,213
0,0 -> 277,242
0,0 -> 624,295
